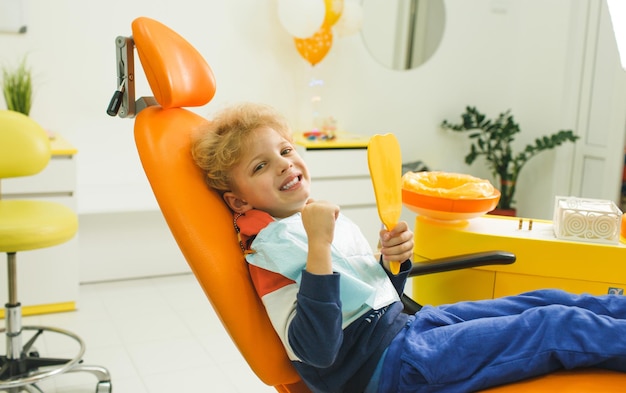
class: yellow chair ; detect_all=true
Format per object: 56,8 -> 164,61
0,110 -> 112,392
110,16 -> 626,393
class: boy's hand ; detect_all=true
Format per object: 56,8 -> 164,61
302,199 -> 339,275
302,199 -> 340,244
379,221 -> 414,271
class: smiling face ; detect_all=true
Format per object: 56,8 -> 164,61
223,126 -> 311,218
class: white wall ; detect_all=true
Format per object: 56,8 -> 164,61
314,0 -> 625,219
1,0 -> 624,272
313,0 -> 601,220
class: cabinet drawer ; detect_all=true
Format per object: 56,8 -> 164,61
411,269 -> 497,306
494,272 -> 626,297
311,177 -> 375,206
298,147 -> 369,178
1,156 -> 76,195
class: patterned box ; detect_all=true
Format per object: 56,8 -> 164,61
553,196 -> 623,244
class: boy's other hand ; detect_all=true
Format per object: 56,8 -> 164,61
379,221 -> 414,270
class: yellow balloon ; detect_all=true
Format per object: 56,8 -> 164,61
323,0 -> 344,27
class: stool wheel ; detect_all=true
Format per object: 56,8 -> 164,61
96,380 -> 113,393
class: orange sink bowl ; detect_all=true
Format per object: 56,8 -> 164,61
402,187 -> 501,221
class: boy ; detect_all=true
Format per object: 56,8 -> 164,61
192,102 -> 626,393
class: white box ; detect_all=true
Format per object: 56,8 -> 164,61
553,196 -> 623,244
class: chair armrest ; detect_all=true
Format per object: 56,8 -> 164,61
408,251 -> 515,277
401,251 -> 516,314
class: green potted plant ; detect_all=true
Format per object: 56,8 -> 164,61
2,57 -> 33,116
441,106 -> 579,214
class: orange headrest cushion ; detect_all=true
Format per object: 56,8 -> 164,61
131,17 -> 216,109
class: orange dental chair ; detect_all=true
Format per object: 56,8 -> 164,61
107,16 -> 626,393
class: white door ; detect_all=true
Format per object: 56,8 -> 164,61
570,0 -> 626,204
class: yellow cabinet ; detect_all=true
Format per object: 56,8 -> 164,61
412,215 -> 626,306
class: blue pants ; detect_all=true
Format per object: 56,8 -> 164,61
379,289 -> 626,393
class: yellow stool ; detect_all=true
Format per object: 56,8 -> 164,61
0,110 -> 111,392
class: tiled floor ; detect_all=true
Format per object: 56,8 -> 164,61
9,274 -> 276,393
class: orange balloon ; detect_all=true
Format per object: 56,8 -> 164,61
294,25 -> 333,66
323,0 -> 344,27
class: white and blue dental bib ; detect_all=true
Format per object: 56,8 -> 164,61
246,213 -> 400,327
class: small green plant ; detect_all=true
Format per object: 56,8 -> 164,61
2,57 -> 33,115
441,106 -> 579,210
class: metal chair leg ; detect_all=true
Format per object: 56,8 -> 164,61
1,253 -> 112,392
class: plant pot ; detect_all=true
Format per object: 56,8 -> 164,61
487,208 -> 517,217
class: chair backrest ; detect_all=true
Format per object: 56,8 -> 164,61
0,110 -> 50,180
130,17 -> 310,393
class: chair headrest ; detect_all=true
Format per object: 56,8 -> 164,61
131,17 -> 216,109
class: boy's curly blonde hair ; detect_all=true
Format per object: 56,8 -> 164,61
192,102 -> 293,193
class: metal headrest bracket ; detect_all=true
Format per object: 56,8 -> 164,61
106,35 -> 156,118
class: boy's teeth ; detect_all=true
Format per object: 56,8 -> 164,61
281,178 -> 299,190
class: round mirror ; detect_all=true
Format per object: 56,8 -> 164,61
361,0 -> 446,70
